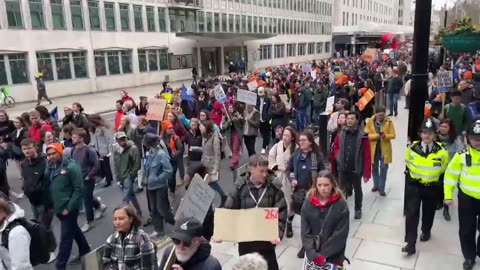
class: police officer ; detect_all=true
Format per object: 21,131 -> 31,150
444,119 -> 480,270
402,117 -> 449,255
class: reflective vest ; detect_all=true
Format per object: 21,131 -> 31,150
405,141 -> 448,184
444,147 -> 480,200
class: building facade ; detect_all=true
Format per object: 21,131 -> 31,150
0,0 -> 333,103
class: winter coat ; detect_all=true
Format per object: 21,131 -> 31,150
221,115 -> 244,146
91,127 -> 113,157
172,120 -> 189,144
113,140 -> 141,180
243,109 -> 260,136
187,131 -> 203,162
301,193 -> 349,267
21,154 -> 50,206
268,103 -> 288,129
0,203 -> 33,270
364,116 -> 396,164
333,127 -> 372,178
201,133 -> 221,172
159,242 -> 222,270
256,96 -> 272,122
313,87 -> 329,112
0,120 -> 15,142
144,147 -> 172,190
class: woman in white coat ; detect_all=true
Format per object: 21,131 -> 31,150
268,126 -> 298,238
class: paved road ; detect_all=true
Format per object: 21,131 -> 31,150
6,111 -> 260,269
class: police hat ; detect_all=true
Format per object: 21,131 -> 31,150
468,119 -> 480,138
420,117 -> 436,133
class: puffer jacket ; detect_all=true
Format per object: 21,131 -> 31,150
144,147 -> 172,190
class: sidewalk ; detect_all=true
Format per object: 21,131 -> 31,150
4,80 -> 191,118
203,100 -> 475,270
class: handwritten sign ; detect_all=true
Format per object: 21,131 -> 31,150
362,48 -> 377,63
437,71 -> 453,93
302,64 -> 312,73
175,174 -> 216,223
279,94 -> 291,111
214,84 -> 227,104
214,208 -> 279,242
237,89 -> 257,105
325,96 -> 335,114
146,98 -> 167,121
310,70 -> 317,80
247,81 -> 258,91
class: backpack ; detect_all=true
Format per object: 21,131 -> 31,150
1,218 -> 53,266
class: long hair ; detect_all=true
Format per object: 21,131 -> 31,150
113,205 -> 142,228
88,113 -> 110,131
202,120 -> 215,138
307,170 -> 342,199
438,118 -> 458,144
200,109 -> 212,120
283,126 -> 298,154
299,130 -> 321,154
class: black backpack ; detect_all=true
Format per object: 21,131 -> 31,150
1,218 -> 52,266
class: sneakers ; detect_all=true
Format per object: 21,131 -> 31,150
68,256 -> 81,265
260,149 -> 266,154
47,252 -> 57,264
81,222 -> 95,233
401,243 -> 416,256
286,222 -> 293,238
379,190 -> 386,196
371,186 -> 378,192
149,231 -> 165,239
95,204 -> 108,220
463,259 -> 475,270
296,247 -> 305,258
354,210 -> 362,219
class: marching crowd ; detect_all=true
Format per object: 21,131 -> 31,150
0,50 -> 479,270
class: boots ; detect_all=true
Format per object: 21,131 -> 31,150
219,195 -> 227,208
443,205 -> 451,221
296,246 -> 305,258
286,222 -> 293,238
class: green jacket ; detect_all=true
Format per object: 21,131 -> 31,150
45,158 -> 84,214
222,116 -> 245,147
299,88 -> 312,109
113,140 -> 141,180
313,87 -> 329,112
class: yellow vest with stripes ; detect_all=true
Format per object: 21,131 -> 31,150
405,141 -> 449,184
444,147 -> 480,200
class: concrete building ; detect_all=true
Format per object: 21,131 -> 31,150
0,0 -> 333,103
332,0 -> 413,56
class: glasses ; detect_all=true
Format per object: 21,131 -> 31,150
172,238 -> 191,247
13,121 -> 20,124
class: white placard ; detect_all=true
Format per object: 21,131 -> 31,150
247,81 -> 258,91
214,84 -> 227,103
302,64 -> 312,73
237,89 -> 258,105
437,71 -> 453,93
175,174 -> 216,223
325,96 -> 335,114
311,70 -> 317,80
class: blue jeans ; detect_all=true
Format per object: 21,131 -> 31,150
305,103 -> 312,126
209,181 -> 226,198
56,210 -> 90,270
372,156 -> 389,191
122,176 -> 142,216
295,110 -> 306,131
83,180 -> 96,222
388,93 -> 399,115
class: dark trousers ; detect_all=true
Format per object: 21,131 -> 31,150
55,211 -> 90,270
339,171 -> 363,210
37,89 -> 52,104
83,180 -> 100,223
32,204 -> 57,252
243,135 -> 257,157
99,156 -> 113,185
238,243 -> 278,270
259,121 -> 271,149
147,187 -> 175,233
169,164 -> 177,193
458,190 -> 480,260
404,179 -> 438,244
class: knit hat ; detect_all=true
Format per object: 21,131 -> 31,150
464,71 -> 473,79
162,120 -> 173,131
46,142 -> 64,156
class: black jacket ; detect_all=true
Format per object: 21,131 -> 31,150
20,154 -> 49,206
159,242 -> 221,270
301,193 -> 349,266
256,96 -> 272,122
269,103 -> 288,129
187,131 -> 203,161
0,120 -> 15,142
225,172 -> 287,250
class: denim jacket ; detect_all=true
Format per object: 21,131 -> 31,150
144,148 -> 172,190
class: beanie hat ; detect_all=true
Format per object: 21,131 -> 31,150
162,120 -> 173,131
46,142 -> 64,156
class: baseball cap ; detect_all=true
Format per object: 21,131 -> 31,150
142,133 -> 160,148
115,131 -> 127,140
171,217 -> 203,244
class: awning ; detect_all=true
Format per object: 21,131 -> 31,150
176,32 -> 276,42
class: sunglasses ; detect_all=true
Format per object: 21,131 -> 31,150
172,238 -> 191,247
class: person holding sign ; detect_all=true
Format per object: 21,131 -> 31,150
216,154 -> 287,270
301,170 -> 349,269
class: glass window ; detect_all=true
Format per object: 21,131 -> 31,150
178,10 -> 186,32
287,43 -> 296,57
235,15 -> 240,33
221,13 -> 227,32
5,0 -> 23,28
206,12 -> 212,32
133,5 -> 143,31
274,44 -> 284,58
214,13 -> 220,32
253,16 -> 257,33
107,52 -> 120,75
316,42 -> 323,54
104,2 -> 116,31
54,53 -> 72,80
298,43 -> 306,55
308,42 -> 315,55
259,45 -> 271,60
247,16 -> 252,33
0,57 -> 7,85
94,52 -> 106,76
148,50 -> 158,71
325,42 -> 331,53
51,0 -> 65,29
70,0 -> 84,30
29,0 -> 45,29
186,11 -> 195,32
119,3 -> 130,31
36,53 -> 53,81
241,15 -> 246,33
88,1 -> 101,30
169,10 -> 177,32
159,49 -> 169,70
197,11 -> 204,32
146,6 -> 155,31
72,52 -> 87,78
138,49 -> 147,72
8,54 -> 29,84
159,8 -> 167,32
121,50 -> 132,74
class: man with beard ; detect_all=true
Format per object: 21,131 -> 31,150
159,217 -> 221,270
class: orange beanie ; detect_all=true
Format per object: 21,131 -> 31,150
464,71 -> 473,79
46,142 -> 64,156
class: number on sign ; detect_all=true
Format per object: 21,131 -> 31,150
264,209 -> 279,220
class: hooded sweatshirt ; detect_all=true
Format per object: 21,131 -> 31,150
159,242 -> 221,270
0,203 -> 33,270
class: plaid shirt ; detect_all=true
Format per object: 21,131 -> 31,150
103,227 -> 156,270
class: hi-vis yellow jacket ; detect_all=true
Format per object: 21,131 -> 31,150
444,147 -> 480,200
405,141 -> 449,184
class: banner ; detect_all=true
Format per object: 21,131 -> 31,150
237,89 -> 258,105
146,98 -> 167,121
437,71 -> 453,93
175,174 -> 216,223
356,89 -> 375,111
214,208 -> 279,242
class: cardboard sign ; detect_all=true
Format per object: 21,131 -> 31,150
362,48 -> 377,63
214,208 -> 279,242
237,89 -> 258,105
302,64 -> 312,73
214,84 -> 227,104
279,94 -> 291,111
325,96 -> 335,114
146,98 -> 167,121
310,70 -> 317,80
437,71 -> 453,93
247,81 -> 258,91
175,174 -> 216,223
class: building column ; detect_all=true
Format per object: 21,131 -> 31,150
220,45 -> 225,74
351,35 -> 356,55
197,46 -> 202,78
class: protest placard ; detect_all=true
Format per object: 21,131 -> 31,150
214,208 -> 279,242
325,96 -> 335,114
311,70 -> 317,80
279,94 -> 291,111
214,84 -> 227,104
237,89 -> 258,105
175,174 -> 216,223
302,64 -> 312,73
247,81 -> 258,91
362,48 -> 377,63
146,98 -> 167,121
437,71 -> 453,93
